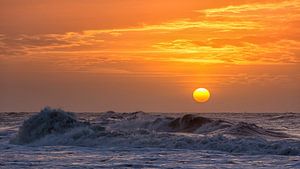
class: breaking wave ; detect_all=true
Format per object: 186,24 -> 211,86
10,108 -> 300,156
10,107 -> 90,144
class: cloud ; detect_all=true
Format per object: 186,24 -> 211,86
0,0 -> 299,69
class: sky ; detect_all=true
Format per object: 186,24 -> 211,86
0,0 -> 299,112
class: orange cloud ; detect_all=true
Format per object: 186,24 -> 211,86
1,0 -> 299,69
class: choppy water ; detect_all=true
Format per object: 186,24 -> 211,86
0,108 -> 299,168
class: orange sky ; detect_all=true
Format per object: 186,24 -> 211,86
0,0 -> 299,112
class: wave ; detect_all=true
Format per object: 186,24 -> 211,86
10,108 -> 300,156
10,107 -> 89,144
269,113 -> 299,120
225,122 -> 290,138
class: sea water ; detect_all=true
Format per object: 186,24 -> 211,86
0,108 -> 299,168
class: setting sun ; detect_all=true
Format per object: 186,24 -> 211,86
193,88 -> 211,103
1,1 -> 299,168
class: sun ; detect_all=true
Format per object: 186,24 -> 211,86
193,88 -> 210,103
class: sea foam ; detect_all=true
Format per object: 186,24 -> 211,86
10,108 -> 300,155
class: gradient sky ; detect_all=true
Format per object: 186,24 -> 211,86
1,0 -> 299,112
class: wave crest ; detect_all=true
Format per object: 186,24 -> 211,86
10,107 -> 89,144
10,108 -> 300,156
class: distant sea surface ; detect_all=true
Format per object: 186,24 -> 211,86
1,109 -> 299,168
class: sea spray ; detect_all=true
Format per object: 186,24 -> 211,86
9,108 -> 300,155
10,107 -> 90,144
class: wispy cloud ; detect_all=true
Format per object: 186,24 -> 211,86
1,0 -> 299,70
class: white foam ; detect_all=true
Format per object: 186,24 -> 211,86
10,108 -> 300,156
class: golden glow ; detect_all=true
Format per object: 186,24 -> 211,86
0,1 -> 299,112
193,88 -> 211,103
1,0 -> 299,66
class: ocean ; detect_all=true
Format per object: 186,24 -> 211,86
0,108 -> 299,168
